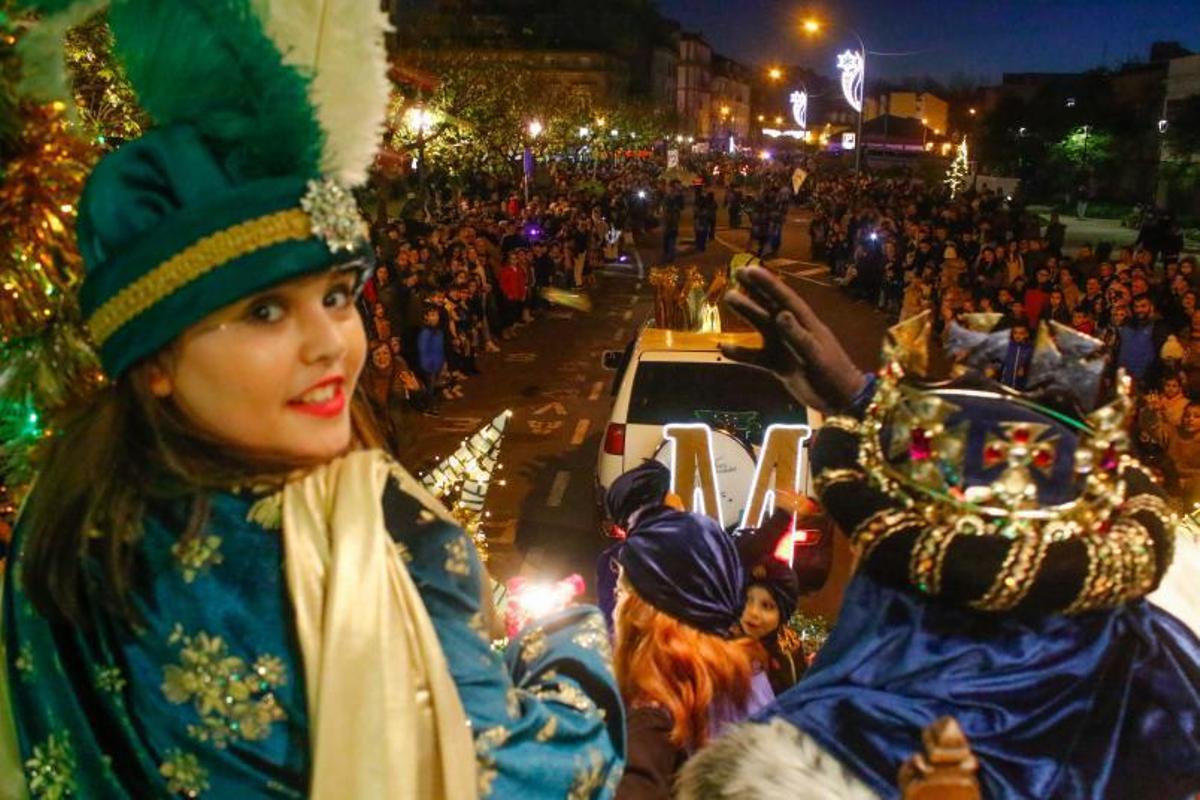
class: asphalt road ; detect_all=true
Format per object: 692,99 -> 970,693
398,196 -> 891,618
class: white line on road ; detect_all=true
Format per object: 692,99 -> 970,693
782,273 -> 835,287
588,380 -> 605,400
714,234 -> 740,252
570,418 -> 591,446
547,470 -> 571,508
622,309 -> 633,321
613,327 -> 625,341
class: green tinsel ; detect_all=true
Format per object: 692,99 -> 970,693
0,317 -> 104,488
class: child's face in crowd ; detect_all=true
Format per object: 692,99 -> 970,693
740,586 -> 781,641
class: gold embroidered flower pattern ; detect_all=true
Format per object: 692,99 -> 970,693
505,688 -> 521,719
535,715 -> 558,742
533,682 -> 597,716
25,732 -> 75,800
570,613 -> 613,664
566,748 -> 608,800
394,540 -> 414,564
160,750 -> 209,798
519,627 -> 547,666
444,536 -> 472,576
474,725 -> 510,798
171,535 -> 224,583
14,642 -> 33,677
161,625 -> 288,748
94,665 -> 127,695
246,492 -> 283,531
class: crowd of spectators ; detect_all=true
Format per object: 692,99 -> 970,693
359,163 -> 658,423
807,172 -> 1200,502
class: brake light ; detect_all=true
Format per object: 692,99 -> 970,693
794,528 -> 819,546
772,522 -> 822,566
603,423 -> 626,455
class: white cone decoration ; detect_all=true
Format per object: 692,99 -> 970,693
421,410 -> 512,562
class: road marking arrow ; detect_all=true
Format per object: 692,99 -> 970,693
532,401 -> 568,416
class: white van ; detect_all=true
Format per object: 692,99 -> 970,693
596,327 -> 822,526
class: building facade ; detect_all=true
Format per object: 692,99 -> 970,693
709,55 -> 752,141
676,33 -> 713,137
865,91 -> 949,138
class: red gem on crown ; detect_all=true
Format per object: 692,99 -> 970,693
1100,445 -> 1118,471
909,428 -> 933,461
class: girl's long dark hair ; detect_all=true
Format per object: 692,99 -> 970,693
19,365 -> 387,627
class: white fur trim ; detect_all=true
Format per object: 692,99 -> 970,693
676,718 -> 880,799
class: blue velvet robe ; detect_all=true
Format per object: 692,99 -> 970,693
3,471 -> 624,798
759,572 -> 1200,799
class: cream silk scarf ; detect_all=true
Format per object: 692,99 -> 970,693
282,450 -> 478,800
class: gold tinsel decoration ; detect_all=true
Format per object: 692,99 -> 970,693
0,102 -> 95,337
63,13 -> 144,149
649,266 -> 680,329
649,265 -> 729,333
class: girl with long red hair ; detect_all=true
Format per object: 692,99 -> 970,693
612,508 -> 769,799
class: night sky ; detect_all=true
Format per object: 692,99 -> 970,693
657,0 -> 1200,84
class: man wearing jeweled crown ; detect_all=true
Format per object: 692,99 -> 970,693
678,267 -> 1200,800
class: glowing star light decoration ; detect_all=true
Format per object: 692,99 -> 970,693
790,90 -> 808,130
837,50 -> 864,113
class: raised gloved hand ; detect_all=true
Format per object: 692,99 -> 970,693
721,266 -> 866,414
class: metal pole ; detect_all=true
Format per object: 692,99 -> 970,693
852,30 -> 866,174
856,106 -> 863,174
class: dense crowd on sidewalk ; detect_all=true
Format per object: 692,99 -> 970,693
359,163 -> 659,420
806,171 -> 1200,502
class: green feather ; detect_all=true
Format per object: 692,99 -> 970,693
10,0 -> 97,12
106,0 -> 322,181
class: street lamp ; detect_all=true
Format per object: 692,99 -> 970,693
404,106 -> 437,201
528,119 -> 543,139
806,17 -> 867,173
969,108 -> 977,116
579,126 -> 591,138
768,67 -> 783,81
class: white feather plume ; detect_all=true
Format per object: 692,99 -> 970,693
255,0 -> 392,187
16,0 -> 110,105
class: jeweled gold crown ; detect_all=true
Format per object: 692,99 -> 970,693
818,311 -> 1176,615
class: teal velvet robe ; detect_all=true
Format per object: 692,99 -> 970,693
2,470 -> 625,798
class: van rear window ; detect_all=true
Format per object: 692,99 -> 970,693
626,361 -> 808,434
